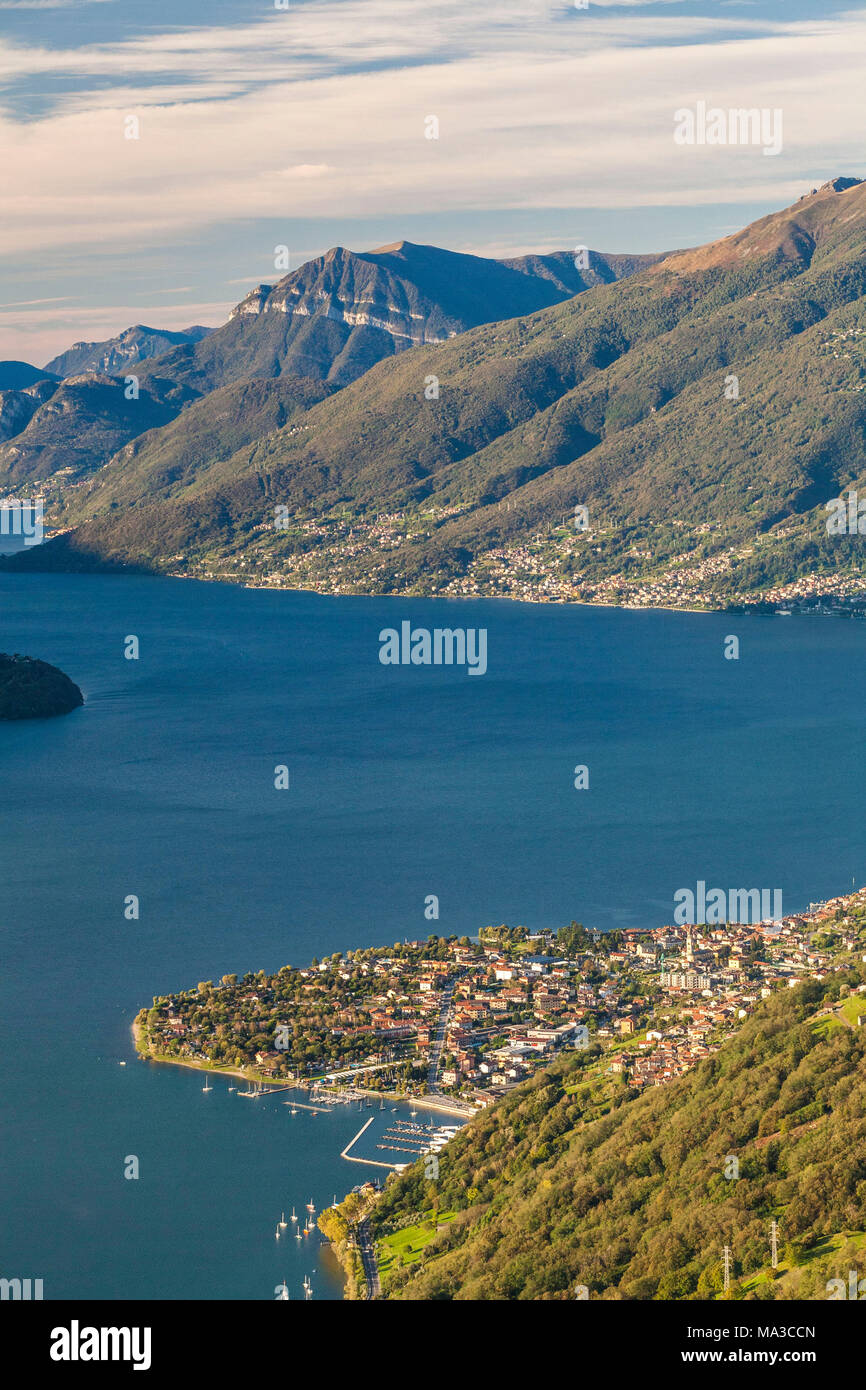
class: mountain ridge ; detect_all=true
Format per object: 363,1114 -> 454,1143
7,181 -> 866,611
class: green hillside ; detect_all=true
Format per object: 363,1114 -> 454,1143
63,375 -> 332,516
367,970 -> 866,1300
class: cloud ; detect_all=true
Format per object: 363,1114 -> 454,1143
1,0 -> 865,359
2,12 -> 865,257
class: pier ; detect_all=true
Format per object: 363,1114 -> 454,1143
340,1116 -> 396,1170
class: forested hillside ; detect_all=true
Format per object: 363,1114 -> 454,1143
370,970 -> 866,1299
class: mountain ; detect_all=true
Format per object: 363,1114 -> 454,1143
0,379 -> 59,444
0,361 -> 59,390
501,249 -> 667,294
130,241 -> 661,395
44,324 -> 213,378
369,965 -> 866,1300
11,180 -> 866,607
0,373 -> 195,487
0,241 -> 654,508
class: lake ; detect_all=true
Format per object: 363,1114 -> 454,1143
1,573 -> 864,1298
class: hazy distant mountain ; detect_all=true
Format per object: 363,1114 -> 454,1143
503,249 -> 667,295
0,379 -> 58,444
133,241 -> 661,394
0,373 -> 195,486
0,361 -> 59,390
44,324 -> 213,379
23,177 -> 866,607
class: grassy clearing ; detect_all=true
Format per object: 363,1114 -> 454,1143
740,1231 -> 866,1296
377,1212 -> 455,1285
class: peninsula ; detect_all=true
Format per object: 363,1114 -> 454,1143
135,890 -> 866,1108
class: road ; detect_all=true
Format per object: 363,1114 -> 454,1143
357,1218 -> 381,1299
426,978 -> 458,1093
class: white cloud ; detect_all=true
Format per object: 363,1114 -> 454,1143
1,0 -> 865,358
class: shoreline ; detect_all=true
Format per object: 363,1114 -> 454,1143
6,562 -> 862,620
163,569 -> 866,618
131,1019 -> 474,1113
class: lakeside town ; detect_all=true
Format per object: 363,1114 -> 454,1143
135,886 -> 866,1113
161,506 -> 866,617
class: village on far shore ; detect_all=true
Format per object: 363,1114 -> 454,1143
135,887 -> 866,1111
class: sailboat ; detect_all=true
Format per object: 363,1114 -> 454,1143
290,1208 -> 297,1223
306,1198 -> 316,1212
290,1106 -> 297,1115
279,1212 -> 287,1229
202,1078 -> 212,1092
295,1230 -> 302,1242
276,1280 -> 289,1301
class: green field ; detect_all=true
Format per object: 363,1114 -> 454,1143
377,1212 -> 456,1286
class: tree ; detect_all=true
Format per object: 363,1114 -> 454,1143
318,1209 -> 349,1243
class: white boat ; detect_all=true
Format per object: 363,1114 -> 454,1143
295,1230 -> 302,1242
279,1212 -> 287,1229
306,1199 -> 315,1212
290,1208 -> 297,1223
202,1079 -> 212,1092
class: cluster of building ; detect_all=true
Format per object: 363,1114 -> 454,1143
399,892 -> 866,1106
181,504 -> 866,615
141,888 -> 866,1112
603,895 -> 866,1090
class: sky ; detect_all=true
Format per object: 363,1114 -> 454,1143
0,0 -> 864,365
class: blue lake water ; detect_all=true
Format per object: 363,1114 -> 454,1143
1,573 -> 865,1299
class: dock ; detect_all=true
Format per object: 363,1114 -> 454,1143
340,1116 -> 395,1170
